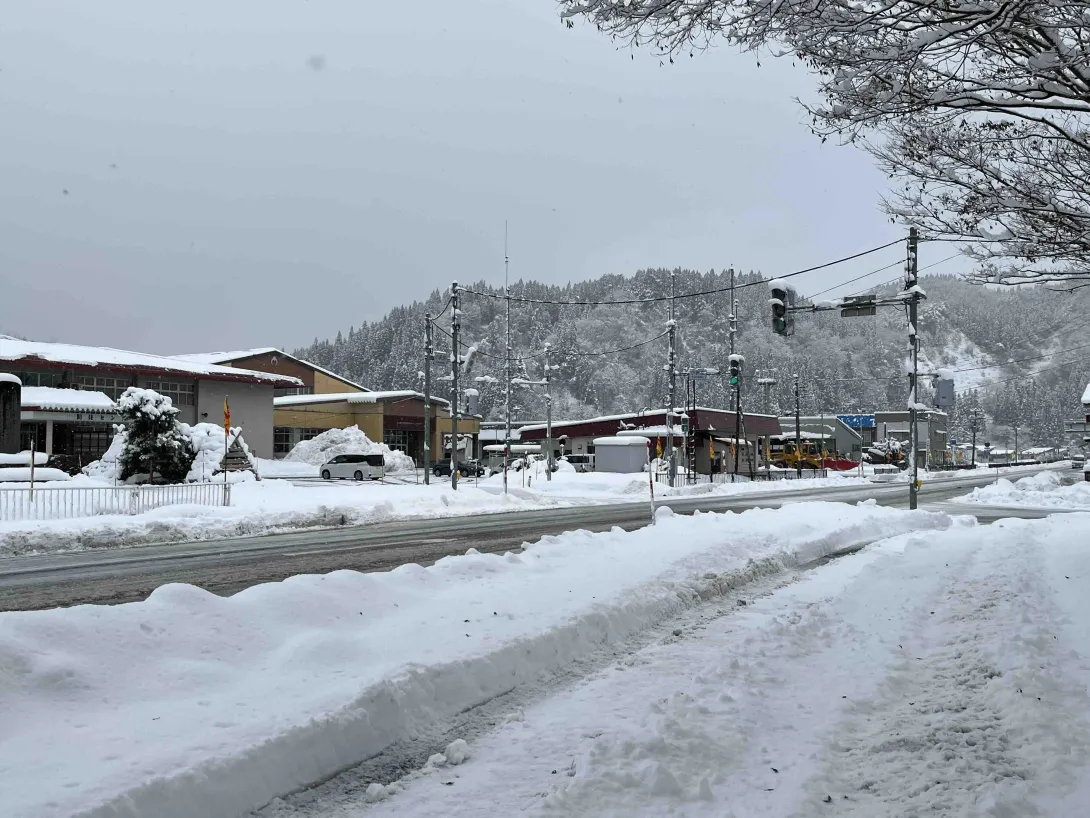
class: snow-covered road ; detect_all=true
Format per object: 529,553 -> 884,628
269,513 -> 1090,817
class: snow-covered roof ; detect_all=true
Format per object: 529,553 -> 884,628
616,426 -> 684,437
20,387 -> 116,412
594,436 -> 650,447
0,373 -> 21,385
0,336 -> 301,386
275,390 -> 450,408
173,348 -> 368,392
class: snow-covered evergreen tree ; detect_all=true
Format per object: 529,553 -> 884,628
117,388 -> 195,483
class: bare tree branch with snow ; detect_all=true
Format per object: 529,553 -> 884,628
561,0 -> 1090,286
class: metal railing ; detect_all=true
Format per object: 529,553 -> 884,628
0,482 -> 231,522
653,468 -> 830,485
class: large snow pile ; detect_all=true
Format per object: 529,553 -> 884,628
958,469 -> 1090,509
285,425 -> 415,472
81,427 -> 126,482
0,502 -> 957,818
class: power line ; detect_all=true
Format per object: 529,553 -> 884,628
430,322 -> 670,361
806,252 -> 963,301
459,239 -> 906,307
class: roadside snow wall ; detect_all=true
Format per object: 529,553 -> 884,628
0,502 -> 961,818
285,425 -> 416,472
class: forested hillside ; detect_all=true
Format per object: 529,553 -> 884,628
296,272 -> 1090,449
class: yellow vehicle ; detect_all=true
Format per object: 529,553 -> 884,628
767,435 -> 823,470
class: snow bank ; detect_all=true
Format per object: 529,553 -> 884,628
957,469 -> 1090,509
0,502 -> 959,818
0,481 -> 575,558
0,451 -> 48,466
285,425 -> 415,472
0,467 -> 71,482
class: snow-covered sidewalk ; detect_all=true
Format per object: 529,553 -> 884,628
0,502 -> 954,818
296,512 -> 1090,818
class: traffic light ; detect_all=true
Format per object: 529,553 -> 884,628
768,280 -> 791,336
728,354 -> 744,386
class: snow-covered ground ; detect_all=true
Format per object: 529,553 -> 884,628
268,512 -> 1090,818
957,469 -> 1090,510
0,502 -> 956,818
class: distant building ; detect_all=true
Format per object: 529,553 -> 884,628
778,415 -> 864,460
874,410 -> 949,468
518,408 -> 780,475
837,414 -> 877,447
1,336 -> 299,463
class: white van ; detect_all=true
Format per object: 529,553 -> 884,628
320,453 -> 385,481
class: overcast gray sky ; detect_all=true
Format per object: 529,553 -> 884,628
0,0 -> 964,355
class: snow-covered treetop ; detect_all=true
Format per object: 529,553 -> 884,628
117,387 -> 179,419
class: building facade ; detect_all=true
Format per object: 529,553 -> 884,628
1,336 -> 299,463
778,415 -> 864,460
272,390 -> 480,464
874,410 -> 949,467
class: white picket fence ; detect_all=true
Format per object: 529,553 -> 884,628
0,482 -> 232,522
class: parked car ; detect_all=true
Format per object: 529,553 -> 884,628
432,458 -> 486,477
320,453 -> 385,481
1072,451 -> 1086,470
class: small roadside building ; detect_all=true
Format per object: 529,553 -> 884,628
593,436 -> 650,473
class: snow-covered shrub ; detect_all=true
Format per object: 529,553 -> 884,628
116,388 -> 195,483
285,425 -> 415,472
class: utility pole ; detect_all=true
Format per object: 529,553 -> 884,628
544,342 -> 554,481
424,312 -> 433,485
667,270 -> 677,488
907,227 -> 920,510
504,223 -> 512,496
758,374 -> 776,479
794,373 -> 802,479
451,280 -> 460,491
729,273 -> 741,480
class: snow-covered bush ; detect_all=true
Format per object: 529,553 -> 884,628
116,388 -> 195,483
285,426 -> 415,472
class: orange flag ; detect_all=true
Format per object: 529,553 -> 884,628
224,397 -> 231,432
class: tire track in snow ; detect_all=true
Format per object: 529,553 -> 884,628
806,527 -> 1090,816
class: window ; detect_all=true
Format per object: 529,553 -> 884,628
275,386 -> 314,397
300,428 -> 325,441
364,454 -> 384,467
75,375 -> 134,401
383,429 -> 410,453
144,380 -> 195,406
274,427 -> 293,454
14,371 -> 66,388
